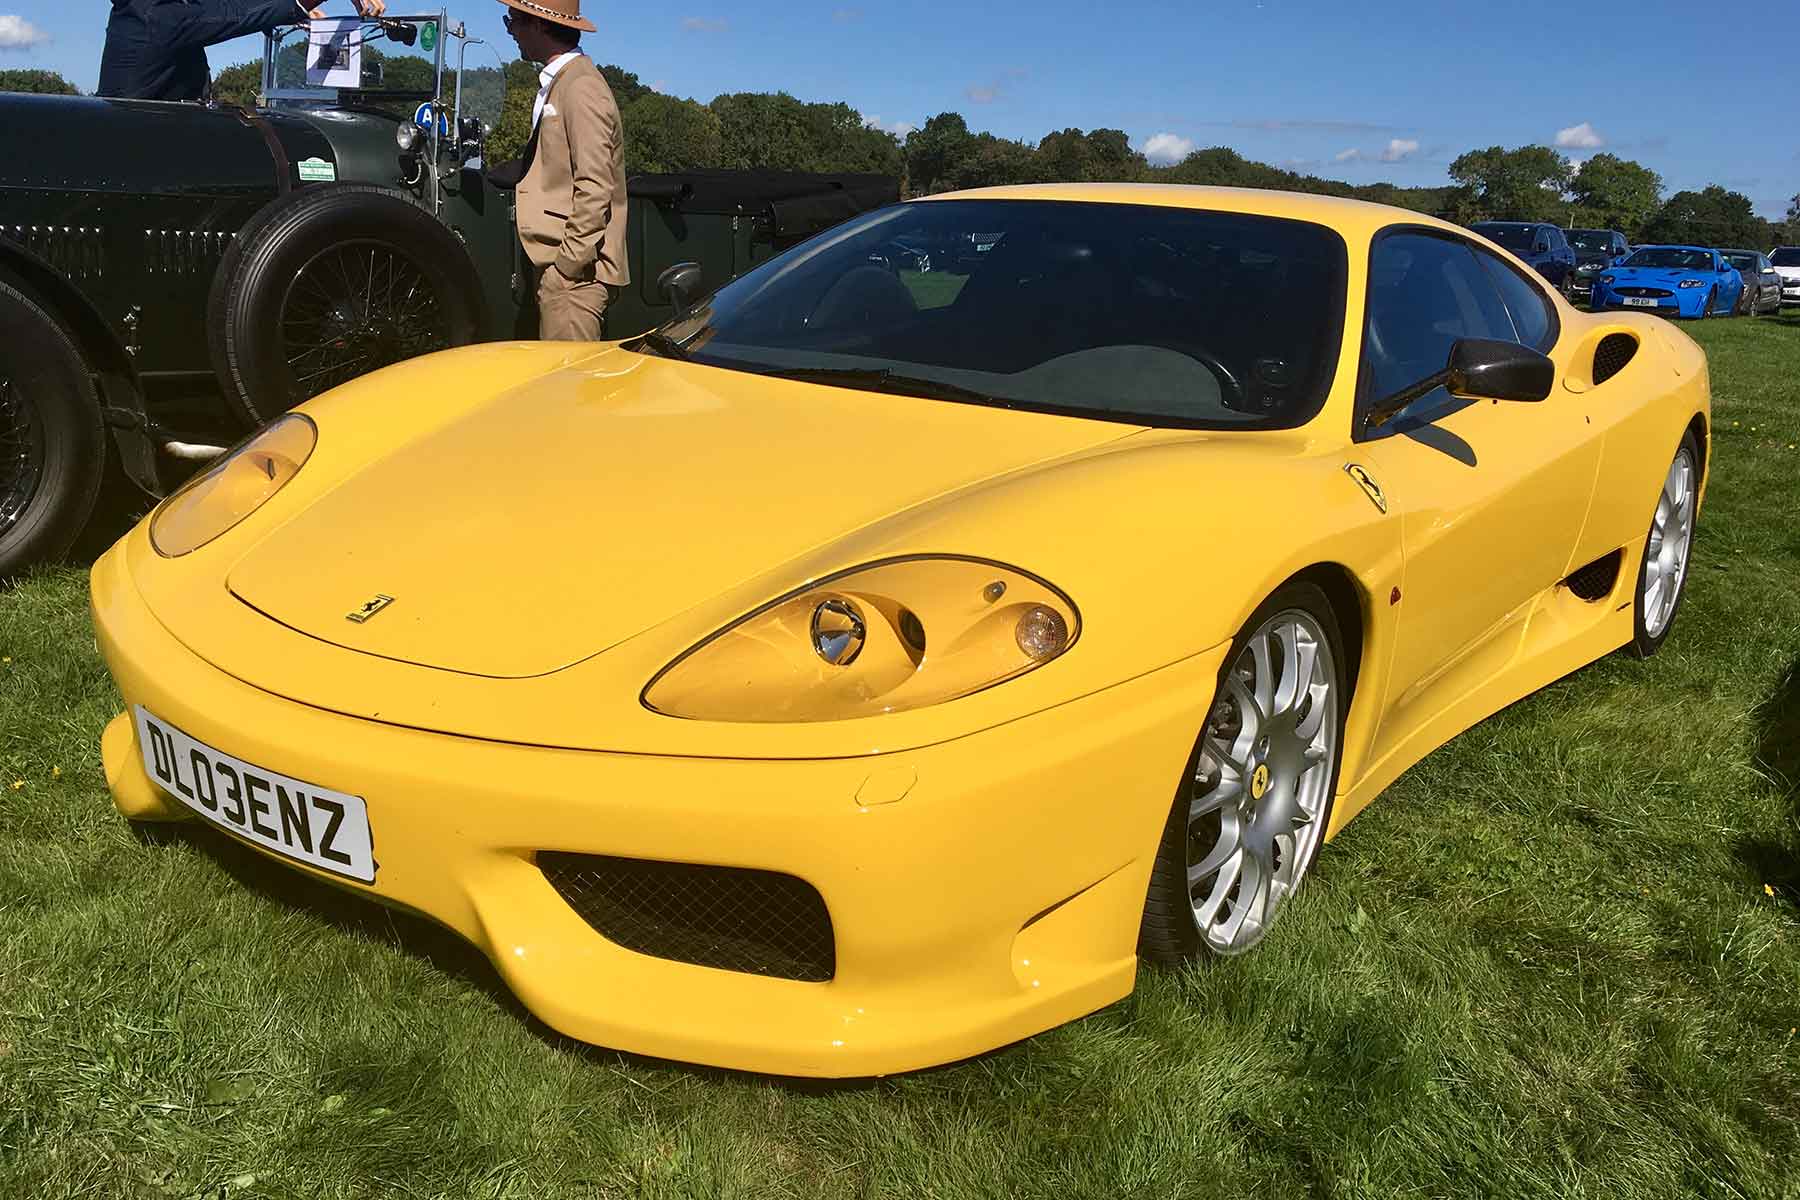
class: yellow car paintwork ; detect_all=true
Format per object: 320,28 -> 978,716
91,184 -> 1710,1076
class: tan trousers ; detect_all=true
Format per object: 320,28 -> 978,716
536,267 -> 611,341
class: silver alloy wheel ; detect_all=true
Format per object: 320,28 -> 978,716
1186,609 -> 1339,956
1642,445 -> 1697,638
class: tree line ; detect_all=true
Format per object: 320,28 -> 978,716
6,63 -> 1795,248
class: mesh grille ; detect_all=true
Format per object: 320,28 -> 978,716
539,852 -> 835,982
1591,333 -> 1638,385
1564,549 -> 1622,601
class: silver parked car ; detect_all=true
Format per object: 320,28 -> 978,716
1771,247 -> 1800,307
1721,249 -> 1783,315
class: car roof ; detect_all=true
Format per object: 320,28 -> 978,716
1633,244 -> 1712,253
918,183 -> 1474,238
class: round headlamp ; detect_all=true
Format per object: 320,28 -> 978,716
395,122 -> 422,153
150,415 -> 316,557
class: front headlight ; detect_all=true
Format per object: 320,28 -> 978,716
643,556 -> 1080,722
150,415 -> 316,557
1678,279 -> 1705,289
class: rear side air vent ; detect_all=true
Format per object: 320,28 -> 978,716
1562,549 -> 1623,601
1591,334 -> 1638,386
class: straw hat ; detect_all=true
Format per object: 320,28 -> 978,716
495,0 -> 596,33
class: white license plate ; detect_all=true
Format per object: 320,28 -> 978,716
134,706 -> 375,883
1623,297 -> 1657,308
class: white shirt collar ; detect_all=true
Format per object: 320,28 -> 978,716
532,51 -> 582,128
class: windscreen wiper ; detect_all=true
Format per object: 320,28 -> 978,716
635,331 -> 692,361
759,366 -> 1005,408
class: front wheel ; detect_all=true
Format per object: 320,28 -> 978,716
0,280 -> 106,581
1140,581 -> 1348,961
1629,431 -> 1699,658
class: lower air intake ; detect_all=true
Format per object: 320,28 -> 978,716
1592,334 -> 1638,386
539,851 -> 836,982
1563,549 -> 1623,601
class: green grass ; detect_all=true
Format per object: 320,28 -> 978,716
3,313 -> 1799,1199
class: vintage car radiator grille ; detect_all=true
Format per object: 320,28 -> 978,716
1591,334 -> 1638,385
1614,286 -> 1672,299
3,223 -> 106,281
539,851 -> 836,982
142,228 -> 234,276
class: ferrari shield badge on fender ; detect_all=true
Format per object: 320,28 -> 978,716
1344,463 -> 1387,514
346,594 -> 395,623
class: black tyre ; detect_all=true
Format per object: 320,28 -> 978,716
0,280 -> 106,581
1140,580 -> 1350,962
208,184 -> 484,427
1628,430 -> 1700,658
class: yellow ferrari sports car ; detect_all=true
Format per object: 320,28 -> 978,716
92,184 -> 1709,1077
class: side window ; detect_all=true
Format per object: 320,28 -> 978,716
1361,232 -> 1514,427
1475,247 -> 1557,350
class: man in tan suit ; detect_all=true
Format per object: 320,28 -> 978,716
499,0 -> 629,340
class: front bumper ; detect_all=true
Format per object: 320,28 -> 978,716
92,541 -> 1225,1077
1592,289 -> 1703,319
1782,282 -> 1800,306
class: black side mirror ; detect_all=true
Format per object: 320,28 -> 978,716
1445,337 -> 1554,404
1366,337 -> 1552,433
656,261 -> 703,318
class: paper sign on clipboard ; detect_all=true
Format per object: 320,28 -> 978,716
306,17 -> 363,88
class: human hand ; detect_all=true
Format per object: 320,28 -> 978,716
356,0 -> 388,15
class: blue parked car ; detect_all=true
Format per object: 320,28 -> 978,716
1590,245 -> 1746,319
1469,221 -> 1578,297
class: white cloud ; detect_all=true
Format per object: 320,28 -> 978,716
680,16 -> 728,32
0,15 -> 48,50
1555,121 -> 1604,150
1141,132 -> 1195,166
966,84 -> 1000,103
1334,147 -> 1363,163
862,113 -> 916,137
1379,138 -> 1420,163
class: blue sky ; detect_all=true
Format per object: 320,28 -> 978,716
6,0 -> 1795,216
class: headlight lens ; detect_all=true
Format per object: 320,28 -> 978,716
643,556 -> 1080,722
395,122 -> 422,153
150,415 -> 316,557
1678,279 -> 1705,288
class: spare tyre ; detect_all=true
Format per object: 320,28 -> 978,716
208,184 -> 484,427
0,278 -> 106,580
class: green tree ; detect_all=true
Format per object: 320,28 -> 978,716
1567,152 -> 1662,234
600,63 -> 651,107
623,92 -> 723,173
903,112 -> 976,194
1640,185 -> 1763,248
0,69 -> 78,95
211,60 -> 260,106
1448,145 -> 1573,221
485,59 -> 541,164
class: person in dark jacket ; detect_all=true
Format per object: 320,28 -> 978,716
99,0 -> 386,102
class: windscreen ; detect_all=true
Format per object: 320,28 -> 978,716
1723,253 -> 1758,271
1771,248 -> 1800,266
643,200 -> 1349,429
1624,247 -> 1714,270
1566,230 -> 1614,252
1473,224 -> 1535,250
267,15 -> 442,112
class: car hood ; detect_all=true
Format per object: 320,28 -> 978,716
1605,268 -> 1709,284
226,353 -> 1135,678
1575,253 -> 1613,267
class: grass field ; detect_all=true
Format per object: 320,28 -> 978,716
3,314 -> 1799,1199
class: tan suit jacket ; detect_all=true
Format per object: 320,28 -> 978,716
516,54 -> 629,287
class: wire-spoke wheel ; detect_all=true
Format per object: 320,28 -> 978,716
1630,431 -> 1700,657
279,240 -> 453,403
0,374 -> 43,534
1140,581 -> 1347,961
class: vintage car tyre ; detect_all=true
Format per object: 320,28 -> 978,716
1629,431 -> 1700,658
1139,579 -> 1348,963
208,184 -> 484,427
0,279 -> 106,581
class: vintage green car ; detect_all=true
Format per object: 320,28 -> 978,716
0,10 -> 895,576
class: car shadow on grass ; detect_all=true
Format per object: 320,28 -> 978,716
134,819 -> 897,1093
1736,652 -> 1800,904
